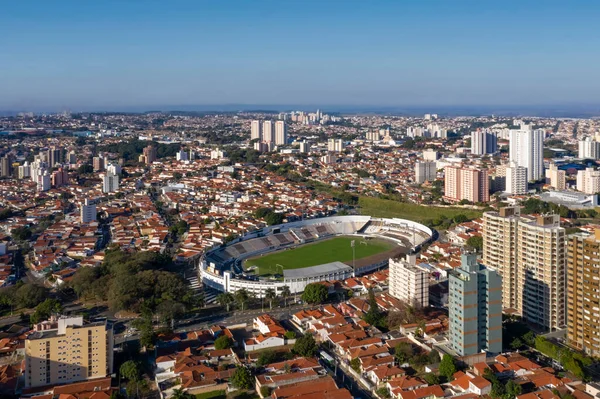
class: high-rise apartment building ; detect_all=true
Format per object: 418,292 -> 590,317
471,130 -> 497,155
0,155 -> 12,178
47,147 -> 62,167
262,121 -> 274,144
546,163 -> 566,190
142,145 -> 157,165
415,161 -> 437,184
448,252 -> 502,356
299,142 -> 311,154
504,163 -> 528,194
567,231 -> 600,357
509,126 -> 544,181
80,199 -> 97,224
25,316 -> 113,388
176,149 -> 188,161
389,255 -> 429,308
93,156 -> 104,172
102,173 -> 119,193
576,168 -> 600,194
251,120 -> 262,141
37,171 -> 51,192
444,166 -> 489,203
422,149 -> 439,161
578,137 -> 600,160
18,162 -> 31,179
51,168 -> 69,187
483,207 -> 566,331
328,138 -> 344,153
274,121 -> 287,146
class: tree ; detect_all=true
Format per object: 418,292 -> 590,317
265,288 -> 277,310
294,334 -> 318,357
284,331 -> 296,339
120,360 -> 141,382
14,283 -> 48,308
363,288 -> 384,327
510,337 -> 524,350
301,283 -> 328,304
466,236 -> 483,251
522,331 -> 536,347
231,366 -> 253,389
217,292 -> 235,312
31,298 -> 63,324
234,289 -> 249,311
171,388 -> 194,399
257,350 -> 277,367
428,349 -> 440,364
214,335 -> 234,350
395,342 -> 415,364
423,373 -> 440,386
376,387 -> 390,398
505,380 -> 522,399
11,226 -> 32,241
454,214 -> 469,224
132,316 -> 156,349
439,354 -> 457,380
350,358 -> 361,373
281,285 -> 291,307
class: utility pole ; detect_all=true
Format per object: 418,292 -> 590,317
351,240 -> 356,278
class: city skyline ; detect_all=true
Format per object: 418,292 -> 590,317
2,1 -> 600,112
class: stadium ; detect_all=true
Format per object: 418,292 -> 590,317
199,215 -> 433,298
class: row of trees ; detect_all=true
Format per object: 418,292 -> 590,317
253,207 -> 286,226
216,285 -> 297,312
99,139 -> 181,162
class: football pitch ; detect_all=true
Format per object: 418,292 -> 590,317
244,236 -> 395,276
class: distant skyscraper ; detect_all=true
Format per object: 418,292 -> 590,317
47,147 -> 62,167
546,163 -> 566,190
444,166 -> 489,203
93,156 -> 105,172
299,142 -> 311,154
0,155 -> 12,178
389,254 -> 429,308
102,173 -> 119,193
327,138 -> 343,153
415,161 -> 436,184
274,121 -> 287,145
504,162 -> 528,194
37,171 -> 51,192
449,252 -> 502,356
576,168 -> 600,194
262,120 -> 274,144
80,198 -> 97,223
578,137 -> 600,160
251,120 -> 262,141
483,207 -> 566,331
143,145 -> 157,164
51,168 -> 69,187
509,126 -> 544,181
471,130 -> 497,155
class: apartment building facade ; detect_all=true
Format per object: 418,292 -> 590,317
389,255 -> 429,308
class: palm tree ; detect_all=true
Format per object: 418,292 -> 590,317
265,288 -> 277,310
234,289 -> 250,311
217,292 -> 235,312
281,285 -> 291,307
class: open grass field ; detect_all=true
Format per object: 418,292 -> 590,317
358,196 -> 482,223
245,236 -> 395,276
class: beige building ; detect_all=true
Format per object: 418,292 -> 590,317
25,316 -> 114,388
576,167 -> 600,194
444,166 -> 489,203
483,207 -> 566,331
567,231 -> 600,356
389,254 -> 429,308
546,163 -> 566,190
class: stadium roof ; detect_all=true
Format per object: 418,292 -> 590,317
283,261 -> 352,279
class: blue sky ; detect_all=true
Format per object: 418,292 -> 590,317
1,0 -> 600,111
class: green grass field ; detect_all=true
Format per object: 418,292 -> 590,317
358,196 -> 482,223
245,236 -> 395,276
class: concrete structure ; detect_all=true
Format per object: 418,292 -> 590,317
80,199 -> 97,223
483,207 -> 566,331
51,168 -> 69,187
25,316 -> 113,388
444,166 -> 489,203
251,120 -> 262,141
567,231 -> 600,357
328,138 -> 344,153
366,130 -> 381,142
102,173 -> 119,193
505,163 -> 528,194
275,121 -> 287,145
262,120 -> 274,144
389,254 -> 429,308
106,163 -> 121,176
0,155 -> 13,178
471,130 -> 497,155
299,142 -> 311,153
509,126 -> 544,181
448,252 -> 502,356
47,147 -> 62,167
422,149 -> 439,161
414,161 -> 437,184
546,163 -> 566,190
142,145 -> 157,165
176,149 -> 189,161
539,190 -> 598,209
578,137 -> 600,160
18,162 -> 30,179
37,171 -> 51,192
92,156 -> 104,172
576,167 -> 600,194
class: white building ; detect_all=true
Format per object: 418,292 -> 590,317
37,171 -> 51,192
422,149 -> 439,161
251,120 -> 262,141
327,138 -> 344,153
80,198 -> 97,223
102,173 -> 119,193
18,163 -> 30,179
577,168 -> 600,194
299,142 -> 311,153
262,120 -> 274,144
505,163 -> 528,194
415,161 -> 437,184
210,149 -> 226,160
509,126 -> 544,181
106,163 -> 121,176
274,121 -> 287,146
389,255 -> 429,308
176,149 -> 189,161
578,137 -> 600,159
471,130 -> 497,155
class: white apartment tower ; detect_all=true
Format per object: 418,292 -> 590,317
251,120 -> 262,141
471,130 -> 497,155
327,138 -> 344,153
483,207 -> 566,331
415,161 -> 437,184
509,126 -> 544,181
389,255 -> 429,308
578,137 -> 600,160
262,120 -> 274,144
274,121 -> 287,146
504,163 -> 528,194
102,173 -> 119,193
577,168 -> 600,194
80,199 -> 97,223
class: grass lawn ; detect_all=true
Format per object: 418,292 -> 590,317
196,390 -> 226,399
245,236 -> 394,276
358,196 -> 482,223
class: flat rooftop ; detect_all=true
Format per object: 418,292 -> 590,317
283,261 -> 352,279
